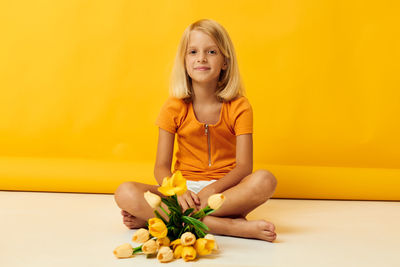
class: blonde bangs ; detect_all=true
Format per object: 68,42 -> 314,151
170,19 -> 244,102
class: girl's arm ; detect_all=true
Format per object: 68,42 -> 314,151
197,133 -> 253,205
154,128 -> 200,210
154,128 -> 175,185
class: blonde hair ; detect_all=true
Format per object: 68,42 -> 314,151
170,19 -> 244,102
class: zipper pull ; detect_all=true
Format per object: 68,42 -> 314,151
204,124 -> 211,167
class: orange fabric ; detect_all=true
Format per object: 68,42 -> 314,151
156,96 -> 253,181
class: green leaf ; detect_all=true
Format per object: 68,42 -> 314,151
192,206 -> 214,219
195,227 -> 206,238
182,216 -> 209,231
167,225 -> 181,241
168,214 -> 177,228
183,208 -> 195,216
175,214 -> 183,227
204,209 -> 216,216
171,194 -> 179,205
192,209 -> 206,219
161,198 -> 173,208
161,198 -> 182,215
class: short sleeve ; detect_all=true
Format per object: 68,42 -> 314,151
232,97 -> 253,136
155,97 -> 187,134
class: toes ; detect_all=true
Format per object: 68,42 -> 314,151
123,216 -> 135,223
263,231 -> 277,242
260,220 -> 275,232
267,222 -> 275,232
264,230 -> 275,236
122,210 -> 134,217
123,216 -> 134,223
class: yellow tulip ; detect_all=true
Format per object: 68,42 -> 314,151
170,239 -> 181,250
157,246 -> 174,263
194,238 -> 215,256
113,243 -> 133,258
207,193 -> 225,210
131,228 -> 150,243
156,236 -> 170,247
148,218 -> 168,238
144,191 -> 161,209
180,232 -> 196,246
142,239 -> 158,254
204,234 -> 218,251
181,246 -> 197,262
173,244 -> 183,259
157,171 -> 187,196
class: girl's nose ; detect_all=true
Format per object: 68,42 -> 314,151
197,52 -> 207,62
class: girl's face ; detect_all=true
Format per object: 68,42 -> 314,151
185,30 -> 227,87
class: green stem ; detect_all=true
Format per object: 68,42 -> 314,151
132,245 -> 143,254
159,206 -> 169,217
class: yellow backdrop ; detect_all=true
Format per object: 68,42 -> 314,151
1,0 -> 399,200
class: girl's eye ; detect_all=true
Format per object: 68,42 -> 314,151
209,50 -> 217,54
189,50 -> 196,54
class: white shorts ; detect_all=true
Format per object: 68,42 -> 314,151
186,180 -> 217,194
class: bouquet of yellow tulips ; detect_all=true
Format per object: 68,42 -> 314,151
113,171 -> 225,263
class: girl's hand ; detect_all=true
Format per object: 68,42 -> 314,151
197,185 -> 217,210
178,190 -> 200,211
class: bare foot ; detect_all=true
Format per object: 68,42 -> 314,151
121,210 -> 147,229
236,219 -> 276,242
203,215 -> 277,242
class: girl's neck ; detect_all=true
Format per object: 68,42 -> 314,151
191,80 -> 220,105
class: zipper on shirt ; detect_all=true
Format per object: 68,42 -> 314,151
204,124 -> 212,167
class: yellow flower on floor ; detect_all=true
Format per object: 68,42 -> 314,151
180,232 -> 196,246
157,171 -> 187,196
194,238 -> 215,256
181,246 -> 197,262
148,218 -> 168,238
131,228 -> 150,243
113,243 -> 133,258
157,246 -> 174,263
142,239 -> 158,254
170,238 -> 181,250
173,244 -> 183,259
204,234 -> 218,251
156,236 -> 170,247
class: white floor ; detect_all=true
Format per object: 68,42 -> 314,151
1,191 -> 399,267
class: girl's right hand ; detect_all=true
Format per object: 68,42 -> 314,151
178,190 -> 200,211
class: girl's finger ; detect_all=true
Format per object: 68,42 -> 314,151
183,201 -> 190,211
179,197 -> 189,211
190,191 -> 201,205
185,194 -> 196,209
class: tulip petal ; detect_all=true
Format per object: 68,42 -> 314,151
158,186 -> 176,196
157,171 -> 187,196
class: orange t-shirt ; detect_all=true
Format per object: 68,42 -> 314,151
155,96 -> 253,181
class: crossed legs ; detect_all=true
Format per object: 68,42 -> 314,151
114,169 -> 277,242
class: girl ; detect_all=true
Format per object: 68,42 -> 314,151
114,19 -> 277,242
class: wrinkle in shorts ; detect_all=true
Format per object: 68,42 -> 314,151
186,180 -> 217,194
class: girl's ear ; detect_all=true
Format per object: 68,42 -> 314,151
222,61 -> 228,70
